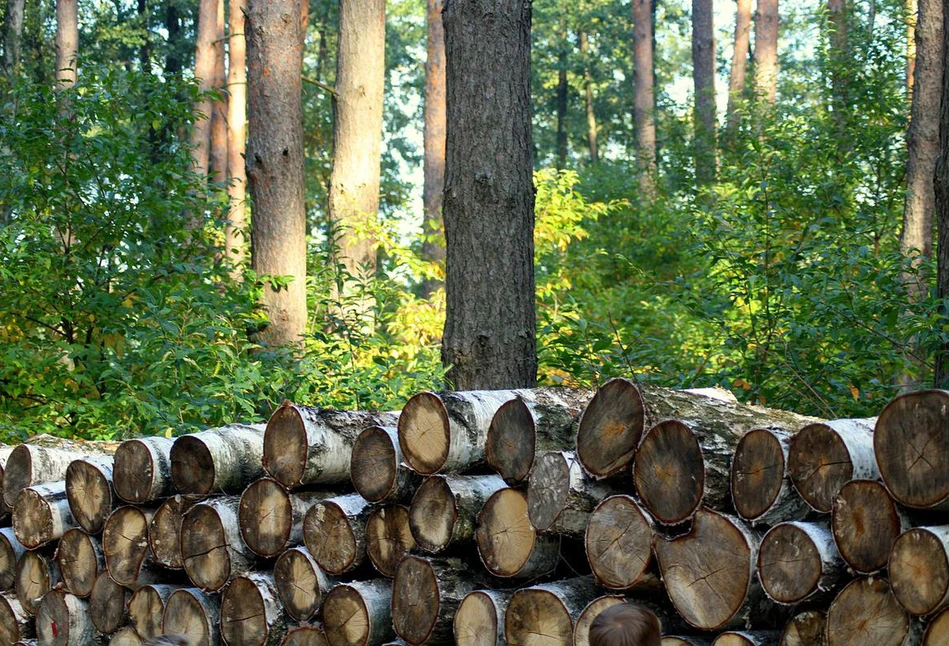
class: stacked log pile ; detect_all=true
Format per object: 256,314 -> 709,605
5,383 -> 949,645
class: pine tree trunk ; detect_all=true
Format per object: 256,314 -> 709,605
421,0 -> 447,295
584,495 -> 655,590
409,474 -> 506,553
692,0 -> 717,185
454,590 -> 511,646
825,578 -> 913,646
366,505 -> 417,578
579,32 -> 599,163
726,0 -> 752,131
907,0 -> 917,95
351,426 -> 421,504
221,572 -> 289,646
239,478 -> 329,558
474,488 -> 559,579
441,0 -> 537,390
274,546 -> 339,622
827,0 -> 850,133
65,457 -> 114,535
162,588 -> 222,646
322,580 -> 395,646
392,556 -> 480,645
56,528 -> 104,598
754,0 -> 779,104
170,423 -> 267,495
933,0 -> 949,388
113,436 -> 175,504
55,0 -> 78,87
226,0 -> 248,273
191,0 -> 217,178
208,0 -> 228,185
633,0 -> 657,198
3,0 -> 24,73
504,578 -> 598,645
831,479 -> 907,574
246,0 -> 308,347
555,11 -> 568,170
303,493 -> 372,575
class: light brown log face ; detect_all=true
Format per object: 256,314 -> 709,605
731,429 -> 786,522
56,528 -> 102,598
398,391 -> 451,475
788,424 -> 856,512
274,547 -> 330,622
13,484 -> 68,549
576,378 -> 646,478
634,420 -> 704,525
574,596 -> 625,646
889,527 -> 949,616
826,579 -> 910,646
282,626 -> 330,646
111,626 -> 144,646
150,495 -> 198,570
113,437 -> 174,504
832,479 -> 903,574
351,426 -> 401,502
37,590 -> 96,646
181,498 -> 253,592
476,488 -> 556,579
0,528 -> 24,591
392,556 -> 440,645
303,498 -> 363,575
366,505 -> 416,577
128,584 -> 173,641
925,607 -> 949,645
4,445 -> 38,507
221,574 -> 286,646
323,581 -> 394,646
486,398 -> 536,483
505,588 -> 573,646
780,610 -> 826,646
16,550 -> 58,615
585,495 -> 653,590
163,588 -> 220,646
758,524 -> 823,604
263,404 -> 310,486
89,570 -> 128,634
875,390 -> 949,509
454,591 -> 503,646
102,505 -> 152,586
409,476 -> 458,552
239,478 -> 294,558
65,459 -> 113,534
0,593 -> 33,644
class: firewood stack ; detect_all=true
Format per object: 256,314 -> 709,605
5,382 -> 949,645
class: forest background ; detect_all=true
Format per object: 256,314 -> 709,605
0,0 -> 941,441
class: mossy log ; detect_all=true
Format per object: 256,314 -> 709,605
350,426 -> 421,504
170,422 -> 267,495
409,474 -> 505,553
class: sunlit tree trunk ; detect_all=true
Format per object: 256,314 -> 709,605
226,0 -> 248,274
246,0 -> 308,347
191,0 -> 217,179
828,0 -> 849,131
754,0 -> 779,104
422,0 -> 447,296
633,0 -> 657,198
209,0 -> 228,186
726,0 -> 751,132
56,0 -> 78,88
908,0 -> 917,97
3,0 -> 25,74
555,9 -> 568,170
579,31 -> 598,163
442,0 -> 536,389
933,0 -> 949,388
692,0 -> 716,185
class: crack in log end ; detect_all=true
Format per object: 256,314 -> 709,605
399,392 -> 451,475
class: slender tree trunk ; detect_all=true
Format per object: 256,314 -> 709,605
934,0 -> 949,388
579,32 -> 599,163
209,0 -> 228,186
56,0 -> 78,88
137,0 -> 150,71
421,0 -> 447,296
191,0 -> 217,179
3,0 -> 24,74
441,0 -> 537,390
828,0 -> 849,131
692,0 -> 716,185
226,0 -> 248,274
908,0 -> 918,97
165,4 -> 181,78
633,0 -> 657,198
555,10 -> 568,170
726,0 -> 752,132
754,0 -> 779,104
328,0 -> 386,308
246,0 -> 308,347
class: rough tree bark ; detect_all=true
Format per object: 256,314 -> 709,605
191,0 -> 217,178
56,0 -> 78,87
441,0 -> 537,390
3,0 -> 25,74
170,423 -> 267,495
827,0 -> 850,131
226,0 -> 248,272
633,0 -> 657,198
908,0 -> 917,95
208,0 -> 228,186
246,0 -> 308,347
934,0 -> 949,388
579,32 -> 599,163
754,0 -> 779,104
692,0 -> 717,185
555,10 -> 569,170
421,0 -> 447,294
726,0 -> 752,132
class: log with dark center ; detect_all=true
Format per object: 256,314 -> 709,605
15,548 -> 60,615
875,390 -> 949,509
633,420 -> 708,524
322,580 -> 394,646
787,418 -> 878,512
303,493 -> 372,575
274,546 -> 338,622
36,590 -> 100,645
0,527 -> 25,591
584,494 -> 655,590
528,451 -> 616,537
149,494 -> 199,570
113,436 -> 175,504
409,474 -> 505,553
55,528 -> 103,598
13,481 -> 76,548
757,522 -> 843,605
503,577 -> 597,646
392,556 -> 478,645
366,505 -> 416,578
781,610 -> 826,646
484,387 -> 592,484
889,525 -> 949,616
925,607 -> 949,645
573,595 -> 625,646
239,477 -> 329,558
398,390 -> 519,475
65,457 -> 114,535
89,570 -> 128,634
281,626 -> 330,646
832,479 -> 906,574
128,583 -> 181,641
3,437 -> 115,508
170,422 -> 267,495
575,378 -> 647,479
351,426 -> 420,504
102,505 -> 154,586
475,487 -> 559,579
220,572 -> 289,646
0,592 -> 33,645
731,428 -> 808,526
263,402 -> 397,488
162,587 -> 221,646
180,496 -> 256,592
654,509 -> 763,631
825,578 -> 911,646
712,633 -> 781,646
453,589 -> 511,646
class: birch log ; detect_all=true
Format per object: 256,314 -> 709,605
825,578 -> 913,646
303,494 -> 372,576
453,589 -> 511,646
170,422 -> 267,495
731,428 -> 809,526
889,525 -> 949,616
0,527 -> 25,591
102,505 -> 155,586
409,474 -> 505,552
3,437 -> 115,508
503,578 -> 598,646
220,572 -> 289,646
89,570 -> 128,634
0,592 -> 33,645
113,436 -> 175,504
573,595 -> 625,646
55,528 -> 104,598
239,478 -> 329,558
180,496 -> 256,592
273,546 -> 338,622
528,451 -> 616,537
475,488 -> 559,579
282,626 -> 331,646
392,556 -> 479,645
832,479 -> 907,574
13,481 -> 76,548
65,457 -> 114,535
149,494 -> 200,570
584,495 -> 655,590
351,426 -> 420,504
365,505 -> 416,578
36,590 -> 101,645
757,522 -> 843,605
781,610 -> 826,646
128,583 -> 182,641
322,580 -> 395,646
15,549 -> 60,615
162,587 -> 221,646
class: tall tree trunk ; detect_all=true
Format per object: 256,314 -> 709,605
164,4 -> 181,78
56,0 -> 78,88
328,0 -> 386,308
692,0 -> 716,185
908,0 -> 917,97
633,0 -> 657,198
246,0 -> 308,347
579,32 -> 598,163
191,0 -> 217,179
3,0 -> 24,74
934,0 -> 949,389
441,0 -> 537,390
209,0 -> 228,186
828,0 -> 849,131
754,0 -> 779,104
137,0 -> 150,71
726,0 -> 752,132
421,0 -> 447,296
226,0 -> 248,274
555,10 -> 568,170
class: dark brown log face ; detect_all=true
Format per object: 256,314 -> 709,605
113,437 -> 174,504
527,451 -> 572,532
102,505 -> 152,586
181,497 -> 255,592
832,479 -> 904,574
351,426 -> 403,503
634,420 -> 704,525
780,610 -> 826,646
170,435 -> 217,494
788,420 -> 877,513
128,584 -> 177,641
56,528 -> 102,598
875,390 -> 949,509
758,523 -> 826,604
303,495 -> 369,575
263,403 -> 310,486
65,458 -> 113,534
397,392 -> 453,475
454,590 -> 509,646
150,495 -> 199,570
0,593 -> 33,644
37,590 -> 97,646
574,596 -> 625,646
282,626 -> 330,646
323,581 -> 394,646
826,578 -> 910,646
170,424 -> 266,495
409,476 -> 458,553
221,573 -> 287,646
90,571 -> 128,634
16,550 -> 59,615
585,495 -> 654,590
925,607 -> 949,645
163,588 -> 221,646
274,546 -> 336,622
475,488 -> 557,579
731,428 -> 787,522
889,526 -> 949,616
654,509 -> 755,631
0,528 -> 25,591
392,556 -> 442,645
239,478 -> 296,558
576,378 -> 646,478
366,505 -> 416,578
486,398 -> 536,483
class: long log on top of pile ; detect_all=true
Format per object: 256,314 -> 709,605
240,477 -> 329,558
831,479 -> 907,574
453,589 -> 511,646
180,496 -> 256,592
220,572 -> 289,646
527,450 -> 617,538
303,494 -> 373,576
350,426 -> 421,504
162,587 -> 221,646
576,379 -> 818,479
875,390 -> 949,510
475,488 -> 559,579
757,521 -> 843,606
584,495 -> 655,591
2,436 -> 116,508
780,610 -> 826,646
322,579 -> 395,646
274,546 -> 338,622
503,577 -> 597,646
787,418 -> 878,513
484,387 -> 592,484
366,505 -> 416,578
392,556 -> 480,645
65,457 -> 114,535
170,422 -> 267,495
825,578 -> 914,646
730,428 -> 809,526
263,402 -> 397,488
889,525 -> 949,617
113,436 -> 175,504
409,474 -> 505,553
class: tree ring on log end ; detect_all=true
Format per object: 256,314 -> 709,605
16,550 -> 55,615
240,477 -> 293,558
150,495 -> 196,570
475,488 -> 540,578
366,506 -> 415,577
788,423 -> 855,512
66,460 -> 112,534
585,495 -> 653,590
398,392 -> 451,475
57,528 -> 99,598
758,523 -> 823,604
633,420 -> 704,525
12,488 -> 55,549
527,451 -> 571,532
780,610 -> 826,646
283,626 -> 330,646
832,479 -> 902,574
392,556 -> 440,645
576,378 -> 645,478
221,576 -> 272,646
90,570 -> 128,634
113,439 -> 163,503
102,505 -> 150,586
454,591 -> 500,646
731,428 -> 786,522
409,476 -> 457,552
574,596 -> 625,646
889,527 -> 949,616
263,404 -> 310,487
163,589 -> 216,646
352,426 -> 399,502
304,500 -> 359,575
274,547 -> 328,622
924,607 -> 949,645
826,578 -> 909,646
505,587 -> 574,646
875,390 -> 949,509
170,436 -> 216,495
0,529 -> 23,591
128,585 -> 167,641
2,445 -> 32,507
181,503 -> 232,592
486,399 -> 535,483
323,584 -> 372,646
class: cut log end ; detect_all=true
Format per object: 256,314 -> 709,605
169,435 -> 216,495
454,591 -> 503,646
576,378 -> 645,478
240,477 -> 294,558
56,528 -> 101,598
409,476 -> 457,553
2,445 -> 33,508
398,391 -> 450,475
832,479 -> 904,574
89,570 -> 128,634
110,626 -> 144,646
366,505 -> 416,578
889,527 -> 949,616
788,422 -> 863,513
476,488 -> 554,579
221,574 -> 285,646
574,596 -> 625,646
12,488 -> 57,549
585,495 -> 653,590
528,451 -> 572,532
304,498 -> 363,575
486,398 -> 536,484
150,495 -> 197,570
504,587 -> 574,646
282,626 -> 330,646
0,593 -> 33,645
323,581 -> 393,646
163,588 -> 219,646
65,459 -> 112,534
0,529 -> 24,591
826,578 -> 910,646
781,610 -> 826,646
351,426 -> 400,503
392,556 -> 441,645
758,523 -> 826,605
113,437 -> 173,504
102,505 -> 152,587
274,547 -> 331,622
128,584 -> 174,641
181,498 -> 252,592
925,607 -> 949,645
37,591 -> 96,646
634,420 -> 704,525
731,428 -> 786,522
263,403 -> 312,487
16,550 -> 57,615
